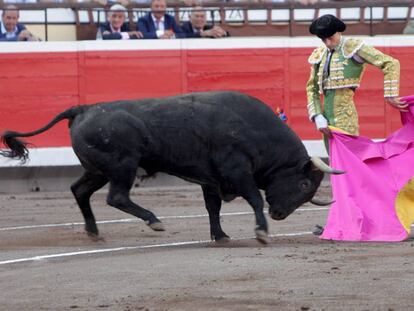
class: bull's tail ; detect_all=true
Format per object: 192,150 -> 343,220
1,106 -> 86,162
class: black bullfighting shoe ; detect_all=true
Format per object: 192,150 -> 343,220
312,225 -> 324,236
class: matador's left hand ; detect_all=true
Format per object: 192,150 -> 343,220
386,97 -> 409,112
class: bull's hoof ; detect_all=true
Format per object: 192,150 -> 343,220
85,225 -> 99,237
87,231 -> 99,238
85,223 -> 98,235
255,229 -> 270,245
86,231 -> 104,242
148,221 -> 165,231
214,236 -> 231,244
312,225 -> 324,236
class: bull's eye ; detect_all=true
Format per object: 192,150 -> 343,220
299,179 -> 312,191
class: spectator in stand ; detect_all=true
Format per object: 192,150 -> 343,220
1,5 -> 40,41
137,0 -> 185,39
181,6 -> 229,38
96,4 -> 143,40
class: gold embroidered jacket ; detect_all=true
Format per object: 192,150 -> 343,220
306,37 -> 400,120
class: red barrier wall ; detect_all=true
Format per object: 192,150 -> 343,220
1,40 -> 414,148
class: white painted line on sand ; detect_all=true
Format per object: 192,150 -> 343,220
0,231 -> 312,266
0,208 -> 329,232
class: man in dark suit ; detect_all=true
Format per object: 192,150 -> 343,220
1,5 -> 39,41
97,4 -> 143,40
181,6 -> 229,39
137,0 -> 185,39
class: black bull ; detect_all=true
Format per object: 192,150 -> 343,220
0,91 -> 343,244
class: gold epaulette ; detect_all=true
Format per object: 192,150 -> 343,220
308,46 -> 326,65
341,38 -> 364,59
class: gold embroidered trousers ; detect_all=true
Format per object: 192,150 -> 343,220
324,88 -> 359,135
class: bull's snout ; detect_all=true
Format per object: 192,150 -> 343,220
270,210 -> 288,220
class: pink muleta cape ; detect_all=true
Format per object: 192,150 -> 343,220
321,95 -> 414,241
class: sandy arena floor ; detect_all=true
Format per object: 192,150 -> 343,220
0,182 -> 414,311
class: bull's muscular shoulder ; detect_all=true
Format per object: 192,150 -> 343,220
308,46 -> 326,65
341,38 -> 364,59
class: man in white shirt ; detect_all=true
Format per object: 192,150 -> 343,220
137,0 -> 185,39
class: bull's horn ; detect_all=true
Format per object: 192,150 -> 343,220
310,198 -> 335,206
310,157 -> 345,174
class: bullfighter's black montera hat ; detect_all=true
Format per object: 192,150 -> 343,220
309,14 -> 346,39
